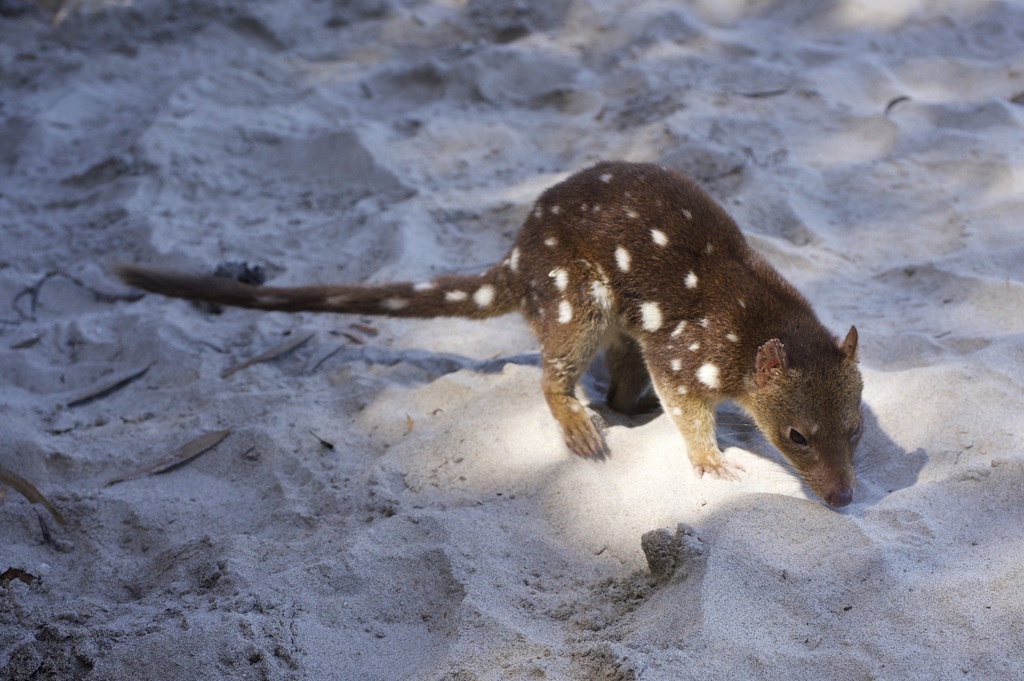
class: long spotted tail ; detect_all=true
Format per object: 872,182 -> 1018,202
113,263 -> 521,320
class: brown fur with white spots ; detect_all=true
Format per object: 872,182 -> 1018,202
114,161 -> 864,507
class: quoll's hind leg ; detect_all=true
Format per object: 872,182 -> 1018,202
605,333 -> 657,415
537,316 -> 609,459
650,375 -> 743,481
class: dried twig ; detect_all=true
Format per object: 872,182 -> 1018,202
349,323 -> 379,336
885,95 -> 911,115
307,344 -> 345,374
37,509 -> 57,549
67,363 -> 154,408
220,333 -> 314,379
104,429 -> 232,487
310,430 -> 335,450
0,464 -> 65,525
0,567 -> 37,588
10,334 -> 43,350
341,332 -> 364,344
12,269 -> 142,321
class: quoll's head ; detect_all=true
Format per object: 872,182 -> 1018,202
749,327 -> 863,508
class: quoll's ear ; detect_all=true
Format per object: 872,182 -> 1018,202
840,325 -> 858,361
755,338 -> 788,388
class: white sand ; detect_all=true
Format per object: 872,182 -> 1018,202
2,0 -> 1024,678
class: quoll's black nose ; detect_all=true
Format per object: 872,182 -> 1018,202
826,488 -> 854,507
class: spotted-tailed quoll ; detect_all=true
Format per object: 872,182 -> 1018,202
115,161 -> 864,507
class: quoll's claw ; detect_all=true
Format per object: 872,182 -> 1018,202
566,432 -> 610,460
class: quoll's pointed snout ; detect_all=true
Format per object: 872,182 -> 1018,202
826,487 -> 854,507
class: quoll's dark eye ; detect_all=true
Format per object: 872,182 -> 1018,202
850,418 -> 863,440
789,428 -> 808,446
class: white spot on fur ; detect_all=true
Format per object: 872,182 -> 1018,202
532,206 -> 543,220
558,300 -> 573,324
382,297 -> 408,311
625,208 -> 639,219
671,321 -> 688,338
705,242 -> 714,254
327,294 -> 349,306
670,406 -> 683,417
689,342 -> 700,351
579,203 -> 588,212
615,246 -> 631,272
726,333 -> 739,343
651,229 -> 668,246
640,301 -> 663,332
551,205 -> 561,215
670,358 -> 682,372
738,298 -> 746,308
413,281 -> 435,292
570,403 -> 581,413
685,271 -> 698,289
590,280 -> 613,309
600,173 -> 613,183
593,204 -> 602,213
446,290 -> 468,302
473,285 -> 496,308
682,208 -> 693,220
676,385 -> 688,395
697,363 -> 720,389
700,317 -> 710,328
544,237 -> 558,247
549,268 -> 569,291
509,247 -> 521,272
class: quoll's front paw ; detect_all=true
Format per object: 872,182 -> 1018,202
564,425 -> 610,460
691,451 -> 744,483
560,414 -> 610,460
548,393 -> 610,460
